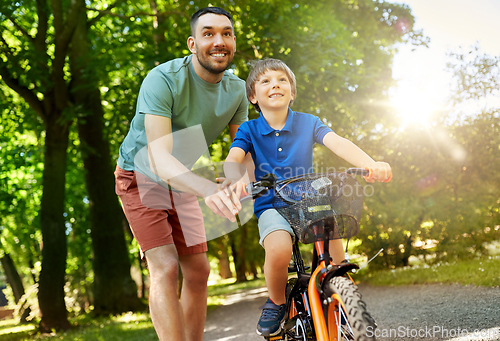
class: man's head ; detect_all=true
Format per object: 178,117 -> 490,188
188,7 -> 236,81
190,7 -> 234,37
246,59 -> 297,113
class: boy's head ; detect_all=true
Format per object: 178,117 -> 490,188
246,59 -> 297,113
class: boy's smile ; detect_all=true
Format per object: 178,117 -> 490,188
250,70 -> 294,113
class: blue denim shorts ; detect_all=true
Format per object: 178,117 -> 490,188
258,209 -> 295,246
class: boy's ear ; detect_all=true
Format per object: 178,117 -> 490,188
249,94 -> 257,104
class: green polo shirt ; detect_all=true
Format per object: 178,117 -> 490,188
118,55 -> 248,172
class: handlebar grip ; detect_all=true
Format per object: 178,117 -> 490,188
241,184 -> 249,197
363,167 -> 373,180
384,172 -> 393,183
346,168 -> 370,176
363,168 -> 392,183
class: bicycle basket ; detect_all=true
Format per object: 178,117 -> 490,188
272,172 -> 363,244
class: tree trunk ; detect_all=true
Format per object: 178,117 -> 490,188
38,117 -> 71,332
69,2 -> 144,314
218,247 -> 233,280
230,228 -> 247,283
0,246 -> 31,322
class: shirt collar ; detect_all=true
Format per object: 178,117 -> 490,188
257,108 -> 295,135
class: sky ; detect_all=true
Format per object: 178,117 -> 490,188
385,0 -> 500,126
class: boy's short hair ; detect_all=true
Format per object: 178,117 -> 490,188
246,59 -> 297,113
190,7 -> 234,37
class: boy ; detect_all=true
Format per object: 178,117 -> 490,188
224,58 -> 392,337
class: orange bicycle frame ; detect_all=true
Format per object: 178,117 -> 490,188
307,235 -> 353,341
307,238 -> 330,340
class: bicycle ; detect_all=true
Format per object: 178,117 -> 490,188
243,168 -> 382,341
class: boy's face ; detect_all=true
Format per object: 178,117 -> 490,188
250,70 -> 294,113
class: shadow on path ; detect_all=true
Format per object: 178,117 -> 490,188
204,287 -> 268,341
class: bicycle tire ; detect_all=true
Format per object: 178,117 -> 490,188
323,276 -> 376,341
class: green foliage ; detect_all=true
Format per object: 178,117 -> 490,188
351,47 -> 500,269
0,89 -> 42,289
7,0 -> 498,333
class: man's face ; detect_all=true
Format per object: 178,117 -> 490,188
188,13 -> 236,75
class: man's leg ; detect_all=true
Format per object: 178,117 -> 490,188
178,252 -> 211,341
145,244 -> 185,341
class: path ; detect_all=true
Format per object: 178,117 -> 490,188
204,283 -> 500,341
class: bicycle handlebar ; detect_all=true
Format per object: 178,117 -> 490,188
243,168 -> 376,201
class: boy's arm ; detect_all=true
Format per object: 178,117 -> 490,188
223,146 -> 250,201
322,131 -> 392,182
229,124 -> 255,182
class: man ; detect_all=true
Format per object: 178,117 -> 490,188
114,7 -> 249,340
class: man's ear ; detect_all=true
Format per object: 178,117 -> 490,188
187,36 -> 196,54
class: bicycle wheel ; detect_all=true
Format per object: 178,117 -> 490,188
323,276 -> 376,341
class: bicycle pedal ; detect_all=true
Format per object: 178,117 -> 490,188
265,327 -> 286,340
266,336 -> 285,341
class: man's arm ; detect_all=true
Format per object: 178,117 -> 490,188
145,114 -> 240,221
322,131 -> 391,182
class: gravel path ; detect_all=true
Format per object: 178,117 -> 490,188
203,283 -> 500,341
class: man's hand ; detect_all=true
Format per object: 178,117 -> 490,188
365,162 -> 392,183
204,182 -> 242,222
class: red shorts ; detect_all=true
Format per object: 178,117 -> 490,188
114,166 -> 207,255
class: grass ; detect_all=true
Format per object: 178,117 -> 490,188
0,312 -> 158,341
356,255 -> 500,287
0,277 -> 266,341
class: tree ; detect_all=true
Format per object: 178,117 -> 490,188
0,0 -> 76,329
1,0 -> 426,331
69,0 -> 144,314
0,0 -> 142,330
352,46 -> 500,268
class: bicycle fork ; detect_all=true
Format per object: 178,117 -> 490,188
308,224 -> 359,341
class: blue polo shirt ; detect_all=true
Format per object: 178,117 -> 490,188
230,108 -> 333,217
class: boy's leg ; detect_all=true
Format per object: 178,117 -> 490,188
256,230 -> 292,336
256,209 -> 294,336
329,238 -> 346,264
262,230 -> 293,305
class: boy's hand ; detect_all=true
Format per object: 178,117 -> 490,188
219,178 -> 248,204
365,162 -> 392,183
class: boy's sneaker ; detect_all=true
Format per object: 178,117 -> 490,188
256,298 -> 286,336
